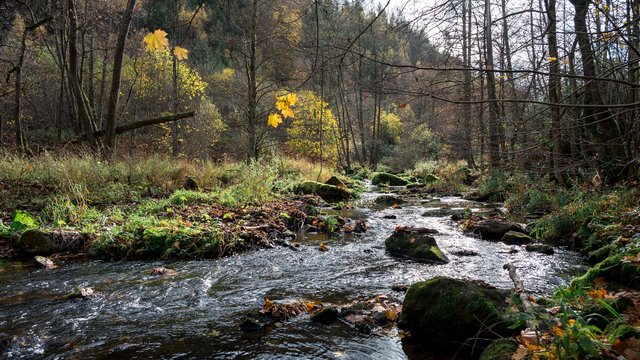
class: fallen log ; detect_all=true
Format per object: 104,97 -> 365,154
74,111 -> 195,142
95,111 -> 196,136
503,262 -> 536,329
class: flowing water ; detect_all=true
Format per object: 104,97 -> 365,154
0,186 -> 585,359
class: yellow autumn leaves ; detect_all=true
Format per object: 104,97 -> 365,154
268,93 -> 298,128
143,29 -> 189,60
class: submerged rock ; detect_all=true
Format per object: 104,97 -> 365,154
385,227 -> 448,264
34,255 -> 57,269
469,221 -> 525,241
399,277 -> 514,348
525,243 -> 554,255
294,181 -> 352,202
371,172 -> 410,186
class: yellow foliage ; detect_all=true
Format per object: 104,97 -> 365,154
144,29 -> 169,52
284,91 -> 339,163
173,46 -> 189,60
268,113 -> 283,128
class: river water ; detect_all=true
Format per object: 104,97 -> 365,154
0,186 -> 585,359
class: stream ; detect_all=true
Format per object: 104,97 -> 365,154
0,185 -> 585,359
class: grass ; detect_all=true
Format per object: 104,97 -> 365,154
0,153 -> 343,259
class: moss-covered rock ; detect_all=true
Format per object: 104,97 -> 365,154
325,176 -> 349,189
479,338 -> 519,360
422,208 -> 464,218
385,227 -> 448,263
501,231 -> 533,245
293,181 -> 352,202
571,254 -> 640,290
399,277 -> 513,347
470,221 -> 525,240
374,195 -> 405,207
371,172 -> 410,186
605,320 -> 640,343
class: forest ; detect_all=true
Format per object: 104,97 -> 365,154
0,0 -> 639,358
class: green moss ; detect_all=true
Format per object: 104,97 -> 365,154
371,172 -> 410,186
479,338 -> 519,360
570,254 -> 640,290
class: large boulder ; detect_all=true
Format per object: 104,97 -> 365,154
399,277 -> 513,348
371,172 -> 410,186
470,221 -> 525,240
385,227 -> 448,263
294,181 -> 352,202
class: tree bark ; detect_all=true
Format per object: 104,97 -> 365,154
484,0 -> 501,169
104,0 -> 136,153
546,0 -> 565,184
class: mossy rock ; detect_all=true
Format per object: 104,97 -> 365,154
325,176 -> 349,189
385,228 -> 448,264
374,195 -> 405,207
371,172 -> 410,186
479,338 -> 519,360
501,231 -> 533,245
422,209 -> 464,218
470,221 -> 525,241
294,181 -> 352,202
571,254 -> 640,290
399,277 -> 513,346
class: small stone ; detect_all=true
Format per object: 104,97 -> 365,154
525,244 -> 554,255
383,214 -> 397,219
312,307 -> 339,325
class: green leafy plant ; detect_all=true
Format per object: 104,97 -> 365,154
10,210 -> 39,232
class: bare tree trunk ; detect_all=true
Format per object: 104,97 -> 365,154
246,0 -> 259,162
104,0 -> 136,153
546,0 -> 565,184
171,55 -> 180,156
462,0 -> 476,168
484,0 -> 501,169
13,26 -> 29,155
68,0 -> 98,147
